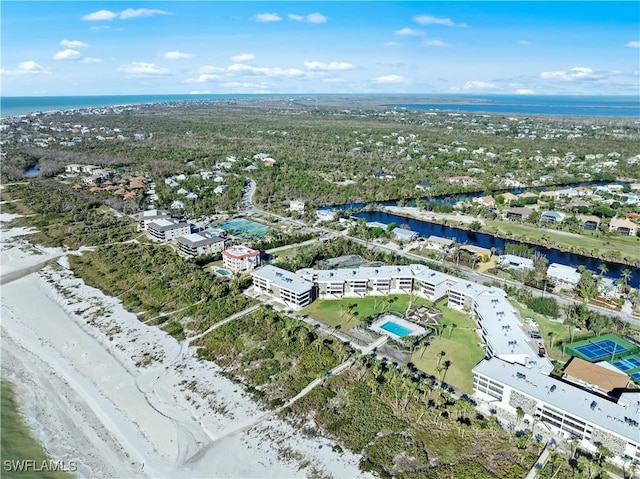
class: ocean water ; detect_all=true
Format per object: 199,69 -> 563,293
393,94 -> 640,117
1,94 -> 639,119
0,94 -> 275,118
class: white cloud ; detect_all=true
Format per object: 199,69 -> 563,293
517,40 -> 531,45
82,58 -> 102,63
540,67 -> 599,81
164,51 -> 193,60
306,13 -> 327,24
322,78 -> 346,83
1,61 -> 50,76
395,27 -> 424,36
82,9 -> 117,21
515,88 -> 535,95
184,74 -> 219,84
383,41 -> 400,47
462,81 -> 497,90
189,90 -> 212,94
61,39 -> 88,49
118,8 -> 170,19
288,12 -> 327,23
254,13 -> 282,22
228,63 -> 304,77
116,62 -> 170,77
373,74 -> 406,84
625,41 -> 640,48
304,61 -> 354,71
53,49 -> 82,61
423,39 -> 449,47
413,15 -> 467,27
82,8 -> 168,21
195,65 -> 225,74
231,53 -> 255,63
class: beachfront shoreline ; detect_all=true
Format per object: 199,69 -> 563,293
0,220 -> 370,478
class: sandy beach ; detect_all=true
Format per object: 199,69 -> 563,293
1,217 -> 370,479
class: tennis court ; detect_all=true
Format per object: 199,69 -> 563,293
218,218 -> 270,237
574,340 -> 628,361
613,357 -> 640,372
631,372 -> 640,382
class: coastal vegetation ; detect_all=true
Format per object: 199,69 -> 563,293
191,306 -> 539,478
69,244 -> 255,337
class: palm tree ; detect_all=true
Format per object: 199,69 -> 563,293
441,359 -> 452,383
621,268 -> 632,293
437,350 -> 446,367
598,263 -> 608,278
451,323 -> 458,338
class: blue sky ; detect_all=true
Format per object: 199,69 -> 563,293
1,1 -> 638,96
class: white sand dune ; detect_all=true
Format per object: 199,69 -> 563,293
0,231 -> 370,478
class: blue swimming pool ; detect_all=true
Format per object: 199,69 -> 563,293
380,321 -> 412,337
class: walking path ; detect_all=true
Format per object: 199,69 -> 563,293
187,304 -> 261,343
524,444 -> 550,479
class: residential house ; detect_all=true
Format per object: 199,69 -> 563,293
609,218 -> 637,236
373,172 -> 396,180
578,215 -> 601,231
392,227 -> 419,242
415,181 -> 433,190
251,265 -> 314,309
316,209 -> 337,222
425,235 -> 455,251
176,233 -> 225,258
506,207 -> 534,221
498,255 -> 534,270
147,219 -> 190,242
517,192 -> 539,202
222,246 -> 261,273
289,200 -> 306,212
546,263 -> 581,286
448,176 -> 474,186
541,211 -> 565,223
473,196 -> 496,208
498,192 -> 518,204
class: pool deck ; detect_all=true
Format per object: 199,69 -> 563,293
370,314 -> 427,341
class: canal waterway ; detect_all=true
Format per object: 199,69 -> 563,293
352,209 -> 639,289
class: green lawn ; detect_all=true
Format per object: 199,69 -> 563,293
484,219 -> 640,264
301,294 -> 431,331
411,299 -> 485,394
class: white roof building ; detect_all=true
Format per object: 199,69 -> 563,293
547,263 -> 581,286
251,265 -> 314,309
498,254 -> 534,270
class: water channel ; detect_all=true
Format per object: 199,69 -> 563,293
320,181 -> 639,288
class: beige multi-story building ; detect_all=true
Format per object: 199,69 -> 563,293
176,233 -> 225,258
147,219 -> 190,242
252,265 -> 314,309
222,245 -> 261,273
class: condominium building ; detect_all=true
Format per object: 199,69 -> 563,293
447,281 -> 487,310
147,218 -> 190,242
251,265 -> 314,309
473,358 -> 640,465
136,209 -> 171,231
222,245 -> 261,273
176,233 -> 225,258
